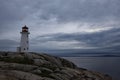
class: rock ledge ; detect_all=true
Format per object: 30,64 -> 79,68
0,52 -> 112,80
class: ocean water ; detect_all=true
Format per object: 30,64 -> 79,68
63,57 -> 120,80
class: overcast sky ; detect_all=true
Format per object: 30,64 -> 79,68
0,0 -> 120,55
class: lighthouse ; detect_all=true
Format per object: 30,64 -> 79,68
17,25 -> 30,52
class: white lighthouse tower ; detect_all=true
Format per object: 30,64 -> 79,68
17,25 -> 30,52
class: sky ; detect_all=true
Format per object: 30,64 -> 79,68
0,0 -> 120,56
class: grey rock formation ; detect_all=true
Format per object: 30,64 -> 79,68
0,52 -> 112,80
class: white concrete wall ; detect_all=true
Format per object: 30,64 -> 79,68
20,32 -> 29,52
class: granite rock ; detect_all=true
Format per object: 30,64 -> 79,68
0,52 -> 112,80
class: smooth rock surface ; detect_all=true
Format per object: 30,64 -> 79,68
0,52 -> 112,80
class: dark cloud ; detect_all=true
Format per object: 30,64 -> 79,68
0,0 -> 120,54
0,39 -> 18,51
33,0 -> 120,23
0,0 -> 118,24
0,0 -> 120,25
0,39 -> 18,47
0,0 -> 37,32
33,27 -> 120,53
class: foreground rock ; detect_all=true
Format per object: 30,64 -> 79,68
0,52 -> 112,80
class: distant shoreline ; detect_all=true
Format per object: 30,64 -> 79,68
62,55 -> 120,57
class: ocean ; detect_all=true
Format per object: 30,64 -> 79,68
63,57 -> 120,80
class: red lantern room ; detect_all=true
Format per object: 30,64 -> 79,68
22,25 -> 28,32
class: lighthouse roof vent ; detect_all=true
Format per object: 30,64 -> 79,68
22,25 -> 28,29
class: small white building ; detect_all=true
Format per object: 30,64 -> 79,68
17,25 -> 30,52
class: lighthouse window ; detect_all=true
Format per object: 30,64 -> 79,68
27,41 -> 28,43
24,48 -> 26,50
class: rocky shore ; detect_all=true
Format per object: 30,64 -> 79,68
0,52 -> 112,80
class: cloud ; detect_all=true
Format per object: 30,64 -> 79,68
0,39 -> 18,51
32,0 -> 120,23
1,0 -> 119,26
0,0 -> 120,54
31,27 -> 120,52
